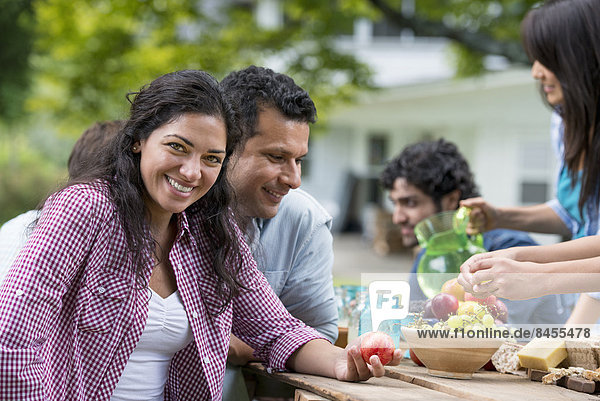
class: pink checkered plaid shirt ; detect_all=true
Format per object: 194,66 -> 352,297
0,182 -> 323,400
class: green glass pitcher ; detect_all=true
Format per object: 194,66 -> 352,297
415,207 -> 486,299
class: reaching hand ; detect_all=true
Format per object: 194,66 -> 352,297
460,197 -> 499,235
458,253 -> 542,300
333,336 -> 403,382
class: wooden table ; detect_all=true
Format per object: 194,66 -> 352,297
244,360 -> 600,401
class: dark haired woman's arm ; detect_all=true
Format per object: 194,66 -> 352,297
0,185 -> 103,397
461,197 -> 571,237
286,336 -> 403,381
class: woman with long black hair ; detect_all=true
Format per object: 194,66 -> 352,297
0,70 -> 399,401
459,0 -> 600,314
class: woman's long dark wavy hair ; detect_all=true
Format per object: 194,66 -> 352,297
521,0 -> 600,213
71,70 -> 244,310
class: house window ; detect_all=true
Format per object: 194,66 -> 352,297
368,134 -> 388,166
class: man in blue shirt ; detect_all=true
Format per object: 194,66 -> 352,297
220,66 -> 337,400
380,139 -> 572,325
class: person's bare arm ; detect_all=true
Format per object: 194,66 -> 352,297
286,337 -> 403,381
566,294 -> 600,325
461,198 -> 571,237
500,235 -> 600,264
459,253 -> 600,300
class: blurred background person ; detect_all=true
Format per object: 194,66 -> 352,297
381,138 -> 572,324
0,120 -> 124,282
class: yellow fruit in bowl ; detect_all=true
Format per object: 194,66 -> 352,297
440,278 -> 465,302
457,301 -> 486,319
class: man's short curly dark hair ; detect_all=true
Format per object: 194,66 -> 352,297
220,65 -> 317,145
381,139 -> 480,208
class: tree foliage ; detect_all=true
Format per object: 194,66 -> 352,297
2,0 -> 540,131
26,0 -> 376,134
0,0 -> 34,123
0,0 -> 542,224
0,133 -> 67,224
368,0 -> 538,73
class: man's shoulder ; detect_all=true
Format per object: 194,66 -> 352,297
256,189 -> 333,251
274,189 -> 332,225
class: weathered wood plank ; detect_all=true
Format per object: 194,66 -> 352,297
245,363 -> 461,401
387,361 -> 600,401
295,389 -> 330,401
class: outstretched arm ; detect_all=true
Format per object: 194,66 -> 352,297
458,252 -> 600,300
286,336 -> 403,382
461,198 -> 571,237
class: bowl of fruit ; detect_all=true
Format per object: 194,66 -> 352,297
402,279 -> 508,379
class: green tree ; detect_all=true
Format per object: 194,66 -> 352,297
0,132 -> 68,224
0,0 -> 34,123
27,0 -> 375,135
367,0 -> 537,75
3,0 -> 540,129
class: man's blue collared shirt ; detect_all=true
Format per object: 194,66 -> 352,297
249,188 -> 338,343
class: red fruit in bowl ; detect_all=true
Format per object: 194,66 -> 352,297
464,292 -> 497,307
360,331 -> 395,365
430,293 -> 459,320
409,348 -> 424,367
423,299 -> 435,319
490,299 -> 508,323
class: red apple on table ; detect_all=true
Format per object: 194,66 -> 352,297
360,331 -> 395,365
409,349 -> 424,367
430,293 -> 459,320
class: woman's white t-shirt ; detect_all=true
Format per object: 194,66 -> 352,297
111,289 -> 193,401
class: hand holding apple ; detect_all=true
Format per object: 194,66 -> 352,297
331,332 -> 403,382
360,331 -> 395,365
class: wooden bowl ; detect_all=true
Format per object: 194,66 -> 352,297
401,326 -> 502,379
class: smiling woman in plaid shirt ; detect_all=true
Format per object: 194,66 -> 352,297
0,70 -> 400,401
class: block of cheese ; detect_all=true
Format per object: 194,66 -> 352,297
492,342 -> 523,373
517,338 -> 567,371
